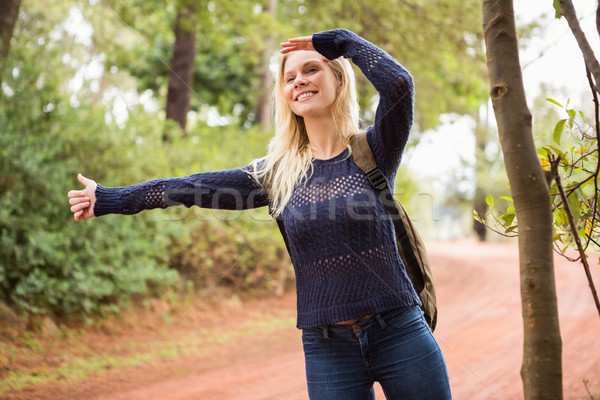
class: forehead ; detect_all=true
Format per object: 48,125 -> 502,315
283,51 -> 325,74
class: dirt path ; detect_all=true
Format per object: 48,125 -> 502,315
4,241 -> 599,399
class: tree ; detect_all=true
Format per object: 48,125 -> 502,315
482,1 -> 562,399
253,0 -> 278,131
165,0 -> 197,137
0,0 -> 21,86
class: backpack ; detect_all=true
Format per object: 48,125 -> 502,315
274,131 -> 438,331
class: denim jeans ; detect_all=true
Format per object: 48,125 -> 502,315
301,306 -> 452,400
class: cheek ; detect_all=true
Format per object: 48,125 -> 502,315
283,86 -> 294,106
319,73 -> 340,102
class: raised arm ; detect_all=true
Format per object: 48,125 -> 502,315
311,29 -> 415,183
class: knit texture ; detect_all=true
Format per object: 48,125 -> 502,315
94,29 -> 420,329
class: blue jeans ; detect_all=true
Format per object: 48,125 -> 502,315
301,306 -> 452,400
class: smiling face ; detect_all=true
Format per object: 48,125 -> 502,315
281,51 -> 340,119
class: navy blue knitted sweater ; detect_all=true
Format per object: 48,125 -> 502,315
94,29 -> 421,329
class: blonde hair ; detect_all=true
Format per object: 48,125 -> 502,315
251,53 -> 360,217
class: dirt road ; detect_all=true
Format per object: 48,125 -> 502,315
6,241 -> 600,399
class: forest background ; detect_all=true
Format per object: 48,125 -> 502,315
0,0 -> 596,325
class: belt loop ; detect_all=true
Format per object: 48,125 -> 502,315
375,313 -> 386,329
322,327 -> 329,339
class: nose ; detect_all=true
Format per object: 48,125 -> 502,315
295,75 -> 308,87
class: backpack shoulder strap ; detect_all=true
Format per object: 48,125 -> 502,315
349,131 -> 377,173
349,132 -> 389,190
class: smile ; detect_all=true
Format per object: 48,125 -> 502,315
296,91 -> 317,101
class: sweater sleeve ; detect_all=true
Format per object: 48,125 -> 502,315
312,29 -> 415,185
93,165 -> 269,217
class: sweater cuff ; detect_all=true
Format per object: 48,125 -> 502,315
313,29 -> 355,60
93,184 -> 122,217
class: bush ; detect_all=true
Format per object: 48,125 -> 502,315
0,46 -> 288,317
0,77 -> 181,317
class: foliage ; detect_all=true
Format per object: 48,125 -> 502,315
125,124 -> 293,297
0,0 -> 289,317
0,21 -> 179,316
291,0 -> 489,130
91,0 -> 489,130
475,98 -> 600,263
96,0 -> 290,126
540,99 -> 599,258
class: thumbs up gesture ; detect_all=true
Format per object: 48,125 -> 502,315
67,173 -> 97,221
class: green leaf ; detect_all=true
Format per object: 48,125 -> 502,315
486,194 -> 494,208
553,119 -> 566,145
507,205 -> 515,213
555,208 -> 569,227
548,145 -> 565,158
537,148 -> 548,158
575,187 -> 587,202
500,213 -> 516,227
567,192 -> 580,225
546,97 -> 562,107
473,210 -> 485,224
500,196 -> 513,202
552,0 -> 561,18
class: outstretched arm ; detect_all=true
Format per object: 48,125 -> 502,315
68,173 -> 97,221
67,166 -> 269,219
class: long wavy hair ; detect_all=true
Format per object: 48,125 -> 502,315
251,52 -> 360,217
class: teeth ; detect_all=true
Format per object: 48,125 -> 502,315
297,92 -> 316,101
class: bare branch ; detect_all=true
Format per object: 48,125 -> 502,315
560,0 -> 600,94
596,0 -> 600,40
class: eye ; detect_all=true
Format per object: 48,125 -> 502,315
285,76 -> 295,83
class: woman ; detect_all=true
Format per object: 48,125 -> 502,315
68,29 -> 452,400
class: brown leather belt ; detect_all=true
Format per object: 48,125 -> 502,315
335,315 -> 375,326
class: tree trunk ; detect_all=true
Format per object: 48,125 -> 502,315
482,1 -> 562,399
0,0 -> 21,87
165,2 -> 197,139
253,0 -> 278,131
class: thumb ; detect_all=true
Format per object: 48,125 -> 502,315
77,173 -> 92,187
